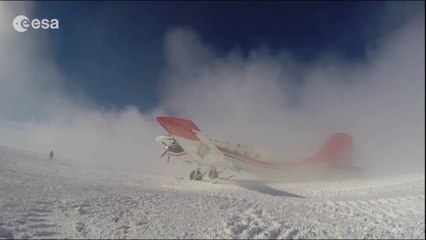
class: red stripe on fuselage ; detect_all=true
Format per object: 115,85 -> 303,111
168,152 -> 187,157
218,146 -> 310,169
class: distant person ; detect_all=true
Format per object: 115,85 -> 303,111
49,150 -> 54,161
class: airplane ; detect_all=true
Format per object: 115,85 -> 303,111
156,116 -> 359,181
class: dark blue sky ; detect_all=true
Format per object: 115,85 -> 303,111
33,1 -> 412,111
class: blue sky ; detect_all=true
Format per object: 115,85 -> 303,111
31,1 -> 412,111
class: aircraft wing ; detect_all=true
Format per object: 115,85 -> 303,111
156,117 -> 237,170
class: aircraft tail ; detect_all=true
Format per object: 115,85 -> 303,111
315,133 -> 353,166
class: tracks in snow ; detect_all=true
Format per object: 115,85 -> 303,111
221,192 -> 425,239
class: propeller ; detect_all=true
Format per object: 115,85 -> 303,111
160,149 -> 168,158
160,142 -> 170,164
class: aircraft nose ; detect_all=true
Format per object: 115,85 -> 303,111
155,136 -> 165,143
156,135 -> 174,145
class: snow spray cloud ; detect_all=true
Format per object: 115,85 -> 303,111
0,2 -> 424,175
160,6 -> 424,174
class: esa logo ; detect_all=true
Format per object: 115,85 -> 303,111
13,15 -> 59,32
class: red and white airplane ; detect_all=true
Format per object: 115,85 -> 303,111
156,117 -> 357,181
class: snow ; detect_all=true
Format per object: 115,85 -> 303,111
0,145 -> 424,239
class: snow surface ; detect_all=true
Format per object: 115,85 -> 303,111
0,145 -> 424,239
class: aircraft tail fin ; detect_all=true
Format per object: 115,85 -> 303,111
316,133 -> 353,165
